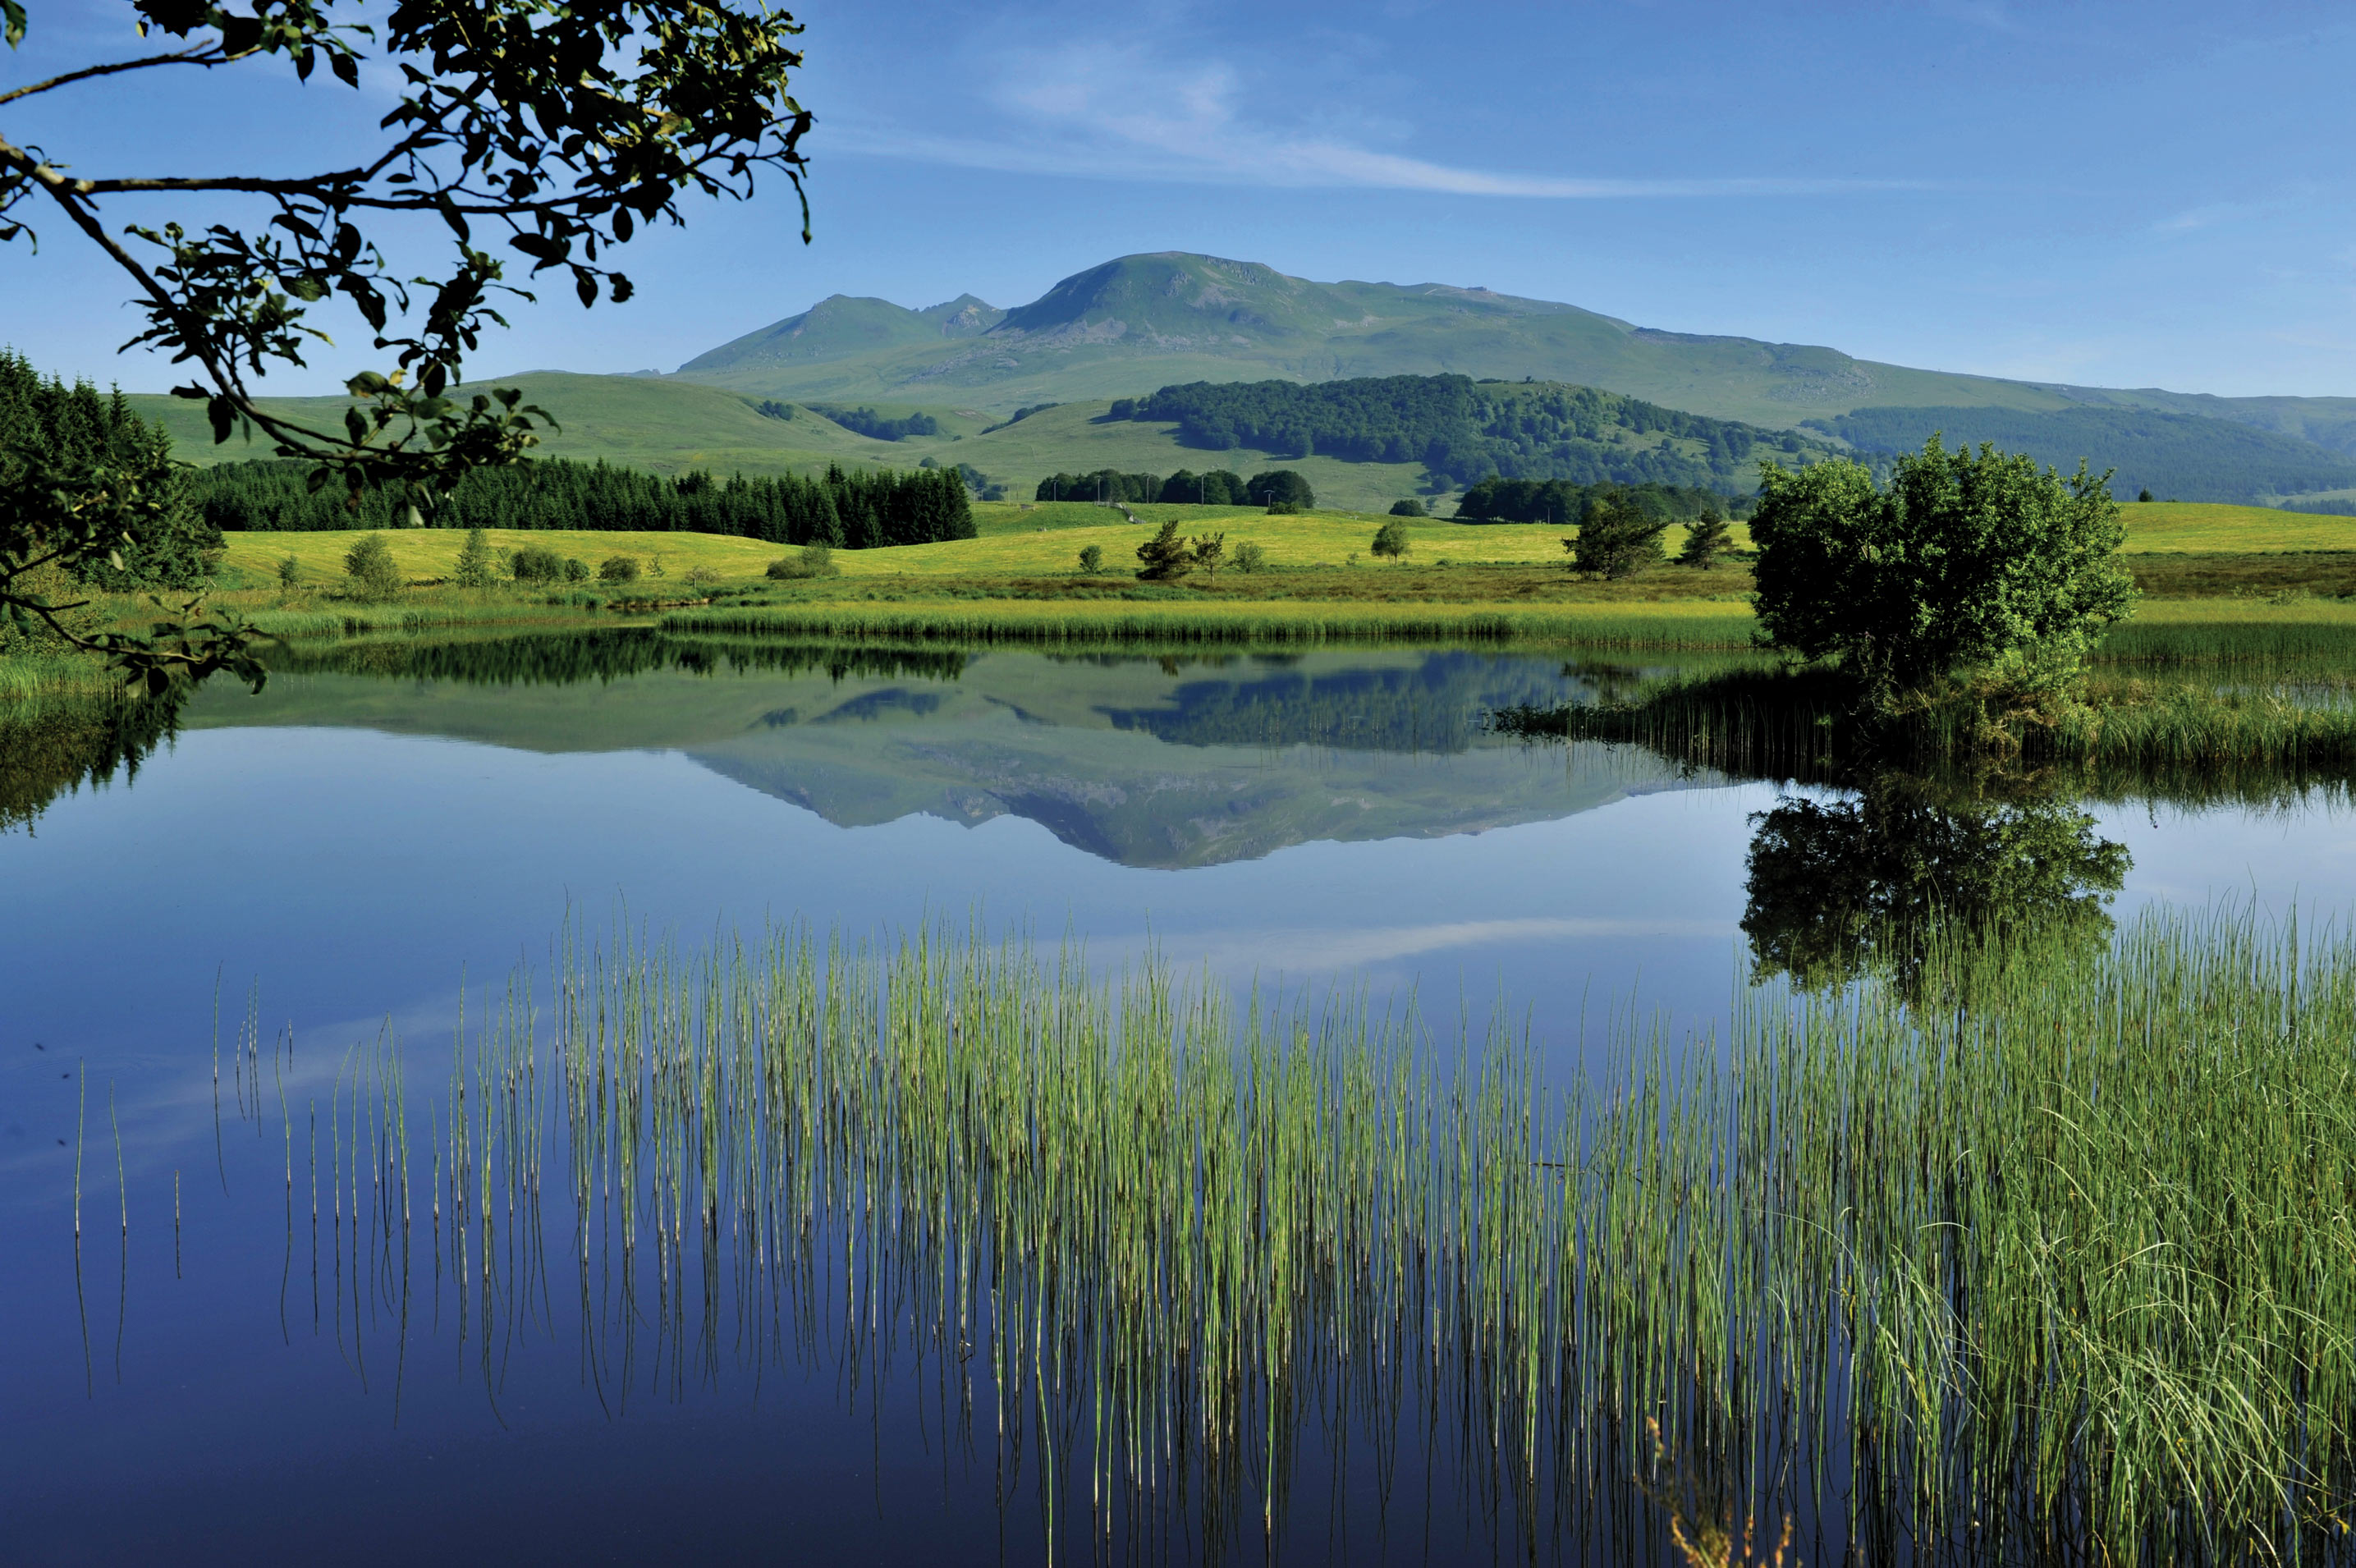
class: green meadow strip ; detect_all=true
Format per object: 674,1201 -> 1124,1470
658,601 -> 1762,649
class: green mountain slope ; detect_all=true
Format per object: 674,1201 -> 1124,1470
670,251 -> 2356,461
672,251 -> 2078,428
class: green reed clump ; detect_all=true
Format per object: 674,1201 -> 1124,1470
271,907 -> 2356,1563
2095,617 -> 2356,667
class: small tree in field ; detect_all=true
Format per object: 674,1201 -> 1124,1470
1232,541 -> 1267,574
452,528 -> 497,588
1136,520 -> 1192,581
1191,533 -> 1227,582
1078,543 -> 1104,575
1370,520 -> 1410,561
1750,438 -> 2135,702
1565,497 -> 1665,580
1677,508 -> 1732,569
343,533 -> 403,601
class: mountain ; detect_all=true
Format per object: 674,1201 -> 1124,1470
670,252 -> 2356,465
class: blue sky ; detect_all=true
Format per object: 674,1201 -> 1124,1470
7,0 -> 2355,397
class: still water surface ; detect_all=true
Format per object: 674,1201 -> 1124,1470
2,637 -> 2348,1563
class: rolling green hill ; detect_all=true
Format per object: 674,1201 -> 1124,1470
675,252 -> 2071,429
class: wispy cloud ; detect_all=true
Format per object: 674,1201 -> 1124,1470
826,36 -> 1923,199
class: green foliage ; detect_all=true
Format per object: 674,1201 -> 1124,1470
1231,541 -> 1267,574
1677,508 -> 1732,568
1752,438 -> 2138,696
1565,496 -> 1666,580
0,349 -> 221,595
980,402 -> 1059,433
192,456 -> 972,550
1808,405 -> 2356,505
1457,475 -> 1735,525
1369,520 -> 1410,560
1125,374 -> 1824,488
452,527 -> 496,587
1077,543 -> 1104,575
1135,520 -> 1193,582
511,546 -> 566,584
1036,469 -> 1163,504
342,533 -> 404,601
809,405 -> 941,442
1190,533 -> 1226,581
277,553 -> 302,589
1388,497 -> 1426,517
562,557 -> 590,584
765,542 -> 837,579
2138,488 -> 2154,502
1155,468 -> 1251,505
598,554 -> 640,583
1247,470 -> 1314,507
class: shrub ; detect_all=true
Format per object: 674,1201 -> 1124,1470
342,533 -> 404,601
765,543 -> 837,580
1077,543 -> 1104,575
1388,497 -> 1427,517
1232,541 -> 1267,574
1265,500 -> 1303,516
1370,520 -> 1410,560
598,554 -> 640,583
452,527 -> 497,587
276,554 -> 300,588
683,565 -> 720,590
563,557 -> 590,583
511,545 -> 566,583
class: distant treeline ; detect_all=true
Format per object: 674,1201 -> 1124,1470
1111,374 -> 1817,489
1455,478 -> 1748,525
1034,468 -> 1314,507
810,404 -> 942,442
0,346 -> 218,589
1807,405 -> 2356,505
193,457 -> 975,548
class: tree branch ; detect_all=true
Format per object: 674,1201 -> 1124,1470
0,46 -> 232,108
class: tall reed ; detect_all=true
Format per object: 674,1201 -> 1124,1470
240,911 -> 2355,1564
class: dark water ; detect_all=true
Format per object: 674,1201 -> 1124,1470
2,632 -> 2350,1564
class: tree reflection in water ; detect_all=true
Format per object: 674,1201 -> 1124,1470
1740,773 -> 2130,991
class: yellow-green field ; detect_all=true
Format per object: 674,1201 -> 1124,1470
212,501 -> 2356,593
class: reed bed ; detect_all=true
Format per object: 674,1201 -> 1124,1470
660,600 -> 1761,650
1496,663 -> 2356,781
237,910 -> 2356,1564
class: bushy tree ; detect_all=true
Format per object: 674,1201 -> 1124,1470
343,533 -> 403,601
1191,533 -> 1226,581
1246,470 -> 1314,508
598,555 -> 640,583
562,557 -> 590,583
1388,497 -> 1426,517
1565,497 -> 1666,579
1077,543 -> 1104,575
276,554 -> 300,589
1677,508 -> 1732,569
1369,520 -> 1410,560
1751,438 -> 2136,698
1135,520 -> 1192,581
1232,541 -> 1267,574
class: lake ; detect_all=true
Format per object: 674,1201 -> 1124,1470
3,630 -> 2350,1564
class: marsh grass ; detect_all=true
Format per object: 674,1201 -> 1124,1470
661,600 -> 1760,649
224,910 -> 2356,1564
